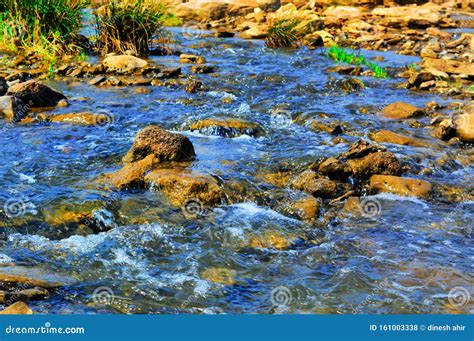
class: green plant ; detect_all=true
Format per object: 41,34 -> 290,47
407,63 -> 419,71
265,19 -> 308,48
0,0 -> 87,61
95,0 -> 173,56
326,45 -> 390,79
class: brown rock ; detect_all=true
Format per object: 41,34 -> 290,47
145,169 -> 223,207
291,170 -> 338,198
191,65 -> 216,74
123,125 -> 196,163
0,272 -> 62,290
47,113 -> 110,126
179,54 -> 206,64
426,27 -> 452,40
106,154 -> 158,189
342,140 -> 386,159
240,26 -> 267,39
0,96 -> 27,122
262,172 -> 291,187
422,58 -> 474,77
347,152 -> 402,178
0,302 -> 33,315
318,157 -> 351,179
287,196 -> 320,222
370,175 -> 432,198
6,80 -> 66,108
185,79 -> 202,93
381,102 -> 424,119
455,113 -> 474,143
249,230 -> 292,250
369,130 -> 430,147
189,118 -> 264,137
102,55 -> 148,74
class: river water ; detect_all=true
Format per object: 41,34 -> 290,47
0,28 -> 472,314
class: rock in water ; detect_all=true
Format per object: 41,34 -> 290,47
0,302 -> 33,315
370,175 -> 432,198
291,170 -> 338,198
0,96 -> 27,122
102,55 -> 148,74
145,169 -> 223,207
347,152 -> 402,178
106,154 -> 158,189
123,125 -> 196,163
189,118 -> 264,138
455,113 -> 474,143
6,80 -> 66,108
381,102 -> 424,119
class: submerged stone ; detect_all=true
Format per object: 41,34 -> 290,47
189,118 -> 264,138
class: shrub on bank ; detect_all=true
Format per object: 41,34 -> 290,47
0,0 -> 87,65
95,0 -> 175,56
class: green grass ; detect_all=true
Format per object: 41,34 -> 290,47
265,19 -> 309,49
0,0 -> 87,62
95,0 -> 175,56
326,45 -> 390,79
468,85 -> 474,92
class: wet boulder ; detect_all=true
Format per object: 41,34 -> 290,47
191,65 -> 216,74
285,196 -> 321,222
369,175 -> 432,198
455,113 -> 474,143
102,55 -> 148,74
145,169 -> 223,207
46,112 -> 111,126
248,230 -> 293,251
0,302 -> 32,315
123,125 -> 196,163
184,79 -> 202,93
179,54 -> 206,64
369,130 -> 430,147
188,118 -> 264,138
342,139 -> 386,159
318,157 -> 351,179
291,170 -> 338,198
6,80 -> 66,108
0,96 -> 27,122
105,154 -> 158,189
381,102 -> 425,119
347,151 -> 402,178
